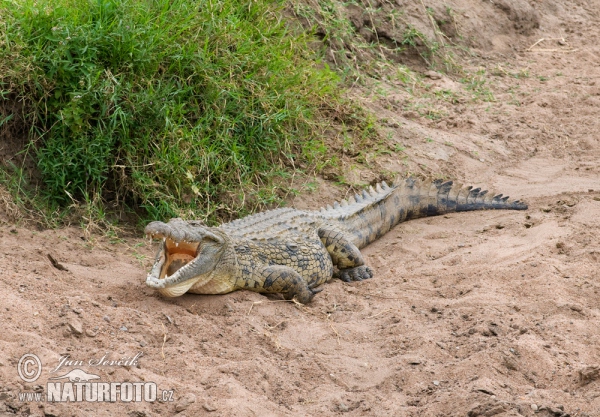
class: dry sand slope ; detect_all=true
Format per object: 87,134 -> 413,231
1,0 -> 600,416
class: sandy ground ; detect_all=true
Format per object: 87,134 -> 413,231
1,0 -> 600,416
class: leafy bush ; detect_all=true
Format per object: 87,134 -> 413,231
0,0 -> 340,222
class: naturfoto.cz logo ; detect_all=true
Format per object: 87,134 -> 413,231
16,353 -> 174,403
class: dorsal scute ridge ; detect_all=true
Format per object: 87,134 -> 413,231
225,206 -> 295,227
315,180 -> 398,220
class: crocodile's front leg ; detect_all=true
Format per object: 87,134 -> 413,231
239,265 -> 321,303
318,227 -> 373,282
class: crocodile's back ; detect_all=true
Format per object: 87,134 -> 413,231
220,208 -> 319,240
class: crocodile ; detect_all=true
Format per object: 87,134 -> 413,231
145,178 -> 527,303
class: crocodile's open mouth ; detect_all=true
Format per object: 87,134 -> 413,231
159,237 -> 200,279
145,219 -> 225,296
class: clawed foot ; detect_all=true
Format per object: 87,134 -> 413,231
335,265 -> 373,282
287,286 -> 324,304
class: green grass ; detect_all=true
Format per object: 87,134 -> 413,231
0,0 -> 349,224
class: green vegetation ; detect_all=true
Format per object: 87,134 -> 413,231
0,0 -> 520,229
0,0 -> 354,224
460,69 -> 495,102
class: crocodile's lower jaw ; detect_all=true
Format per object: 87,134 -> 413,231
157,277 -> 201,297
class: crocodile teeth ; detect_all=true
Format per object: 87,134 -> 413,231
175,242 -> 179,247
369,186 -> 376,195
376,183 -> 383,193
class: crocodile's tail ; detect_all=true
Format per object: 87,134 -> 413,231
319,178 -> 527,248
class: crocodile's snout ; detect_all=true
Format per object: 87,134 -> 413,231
145,218 -> 221,245
144,221 -> 172,239
145,221 -> 190,243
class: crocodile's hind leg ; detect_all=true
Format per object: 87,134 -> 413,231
244,265 -> 321,304
318,227 -> 373,282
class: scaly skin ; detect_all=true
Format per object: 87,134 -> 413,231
145,178 -> 527,303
